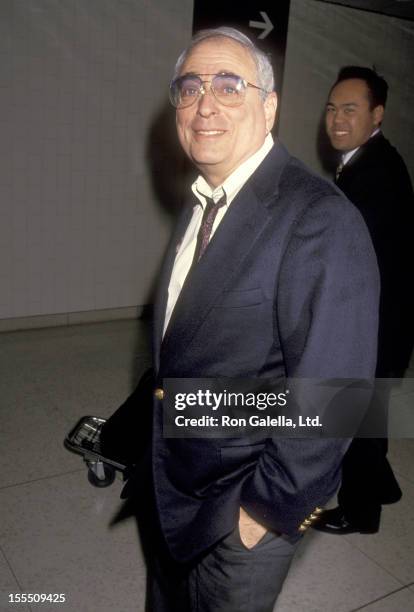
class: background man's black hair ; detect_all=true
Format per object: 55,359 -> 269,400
333,65 -> 388,109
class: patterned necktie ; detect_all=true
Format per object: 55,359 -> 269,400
192,194 -> 227,264
335,161 -> 344,181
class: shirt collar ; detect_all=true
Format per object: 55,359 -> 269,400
342,128 -> 381,166
192,133 -> 274,208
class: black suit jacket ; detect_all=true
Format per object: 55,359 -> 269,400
140,142 -> 380,562
336,132 -> 414,375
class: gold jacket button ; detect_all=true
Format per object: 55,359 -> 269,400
314,507 -> 324,515
154,388 -> 164,400
298,524 -> 308,532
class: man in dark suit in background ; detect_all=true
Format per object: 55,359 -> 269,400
108,33 -> 380,611
314,66 -> 414,536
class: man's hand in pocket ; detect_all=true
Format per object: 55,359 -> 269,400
239,507 -> 268,549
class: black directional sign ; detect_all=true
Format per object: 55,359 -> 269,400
192,2 -> 291,100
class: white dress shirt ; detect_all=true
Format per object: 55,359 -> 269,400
163,133 -> 274,335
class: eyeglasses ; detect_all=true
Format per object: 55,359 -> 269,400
169,73 -> 268,109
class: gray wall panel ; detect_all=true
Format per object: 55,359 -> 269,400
0,0 -> 193,320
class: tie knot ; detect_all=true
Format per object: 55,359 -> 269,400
204,194 -> 226,212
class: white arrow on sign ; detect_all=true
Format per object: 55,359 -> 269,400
249,11 -> 274,39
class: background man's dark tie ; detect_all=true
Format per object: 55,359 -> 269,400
335,161 -> 344,181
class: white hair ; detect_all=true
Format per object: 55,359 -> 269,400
172,27 -> 275,97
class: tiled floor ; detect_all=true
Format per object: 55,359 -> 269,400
0,319 -> 413,612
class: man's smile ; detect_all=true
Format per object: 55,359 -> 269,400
193,129 -> 227,136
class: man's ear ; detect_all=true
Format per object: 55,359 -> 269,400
264,92 -> 278,133
373,104 -> 384,127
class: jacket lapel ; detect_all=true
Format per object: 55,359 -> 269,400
157,143 -> 290,371
153,202 -> 194,369
338,132 -> 384,181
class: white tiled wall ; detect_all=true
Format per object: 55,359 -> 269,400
0,0 -> 193,320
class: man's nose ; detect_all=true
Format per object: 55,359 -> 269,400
196,84 -> 219,116
332,110 -> 345,124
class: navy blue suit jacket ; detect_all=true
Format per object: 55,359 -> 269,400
336,132 -> 414,375
139,143 -> 380,562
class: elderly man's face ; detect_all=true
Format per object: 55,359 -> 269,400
175,37 -> 277,187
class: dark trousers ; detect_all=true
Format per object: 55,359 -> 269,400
145,526 -> 299,612
338,381 -> 401,528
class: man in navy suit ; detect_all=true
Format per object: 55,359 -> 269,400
116,31 -> 380,611
314,66 -> 414,536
